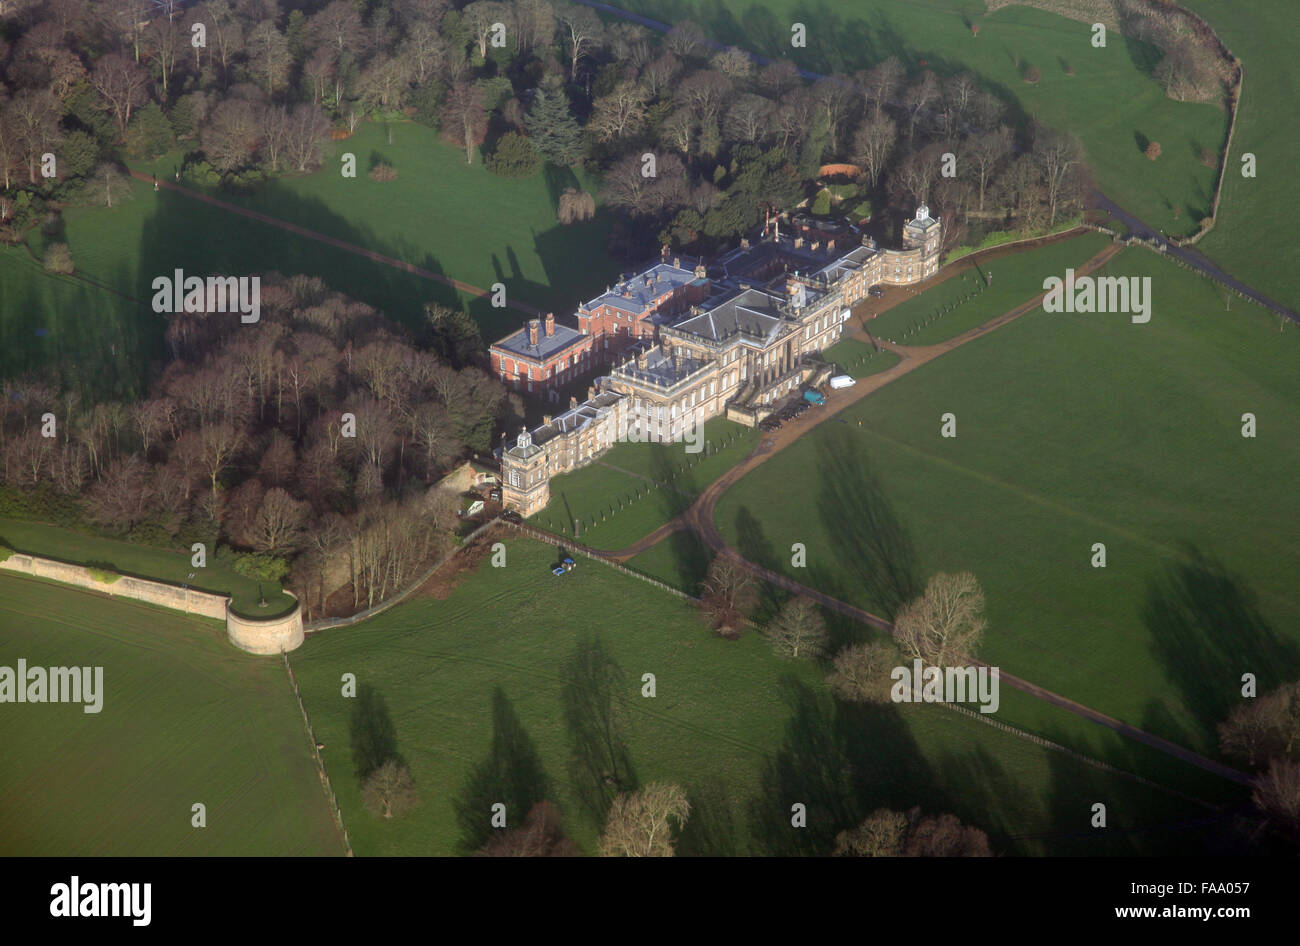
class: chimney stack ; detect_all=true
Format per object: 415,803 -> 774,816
528,320 -> 540,346
544,313 -> 555,337
570,396 -> 578,410
794,236 -> 803,248
673,257 -> 681,269
543,414 -> 552,427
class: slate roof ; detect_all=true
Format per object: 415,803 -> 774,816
492,320 -> 586,362
672,287 -> 790,344
582,263 -> 699,315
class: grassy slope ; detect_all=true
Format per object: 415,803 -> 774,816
291,535 -> 1218,856
866,232 -> 1112,343
715,246 -> 1300,761
0,517 -> 295,616
622,0 -> 1225,236
0,574 -> 338,855
1181,0 -> 1300,310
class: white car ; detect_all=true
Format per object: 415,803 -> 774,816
830,375 -> 856,389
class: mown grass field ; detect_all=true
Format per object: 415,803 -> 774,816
291,535 -> 1225,856
530,416 -> 760,549
129,120 -> 622,335
865,232 -> 1113,344
714,246 -> 1300,764
622,0 -> 1227,237
0,517 -> 295,616
0,574 -> 339,856
0,246 -> 155,401
1182,0 -> 1300,310
14,121 -> 622,392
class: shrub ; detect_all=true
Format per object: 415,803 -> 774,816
0,545 -> 14,563
811,188 -> 832,216
44,243 -> 74,275
87,567 -> 121,585
125,103 -> 176,160
369,162 -> 398,182
1022,65 -> 1041,84
1146,141 -> 1163,161
557,187 -> 596,224
485,132 -> 542,178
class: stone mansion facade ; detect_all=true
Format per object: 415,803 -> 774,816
497,206 -> 942,515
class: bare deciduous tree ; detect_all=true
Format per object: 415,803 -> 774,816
893,572 -> 987,666
826,640 -> 898,704
90,52 -> 150,134
765,595 -> 828,660
1219,681 -> 1300,768
477,800 -> 578,857
598,782 -> 691,857
362,759 -> 419,819
834,807 -> 908,856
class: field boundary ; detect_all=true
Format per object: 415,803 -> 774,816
937,702 -> 1217,810
282,652 -> 353,857
0,548 -> 303,654
498,518 -> 698,601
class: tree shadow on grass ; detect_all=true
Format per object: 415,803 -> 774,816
559,634 -> 638,829
747,676 -> 937,855
676,775 -> 740,856
813,427 -> 921,621
453,686 -> 551,854
349,684 -> 400,781
1143,545 -> 1300,734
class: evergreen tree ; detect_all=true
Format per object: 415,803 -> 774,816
525,77 -> 584,167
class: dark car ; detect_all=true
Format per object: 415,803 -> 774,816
868,285 -> 886,298
501,509 -> 523,523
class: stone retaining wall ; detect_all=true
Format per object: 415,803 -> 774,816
0,552 -> 303,654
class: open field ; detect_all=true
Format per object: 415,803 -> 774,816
864,232 -> 1112,344
714,245 -> 1300,762
0,246 -> 155,400
290,535 -> 1225,856
0,517 -> 295,616
620,0 -> 1227,237
1182,0 -> 1300,310
130,120 -> 622,332
14,121 -> 621,390
0,574 -> 338,856
530,416 -> 760,548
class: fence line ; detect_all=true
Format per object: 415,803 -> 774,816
282,652 -> 354,856
496,519 -> 698,601
938,701 -> 1216,810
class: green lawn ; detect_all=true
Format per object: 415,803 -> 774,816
623,0 -> 1227,237
0,574 -> 339,855
0,246 -> 155,400
0,517 -> 296,616
531,416 -> 760,549
1181,0 -> 1300,310
865,232 -> 1113,344
714,246 -> 1300,768
290,535 -> 1224,856
131,120 -> 622,336
15,121 -> 623,391
821,337 -> 902,378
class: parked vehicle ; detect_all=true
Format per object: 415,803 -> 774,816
830,375 -> 856,389
552,565 -> 567,576
803,390 -> 826,405
868,285 -> 886,298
